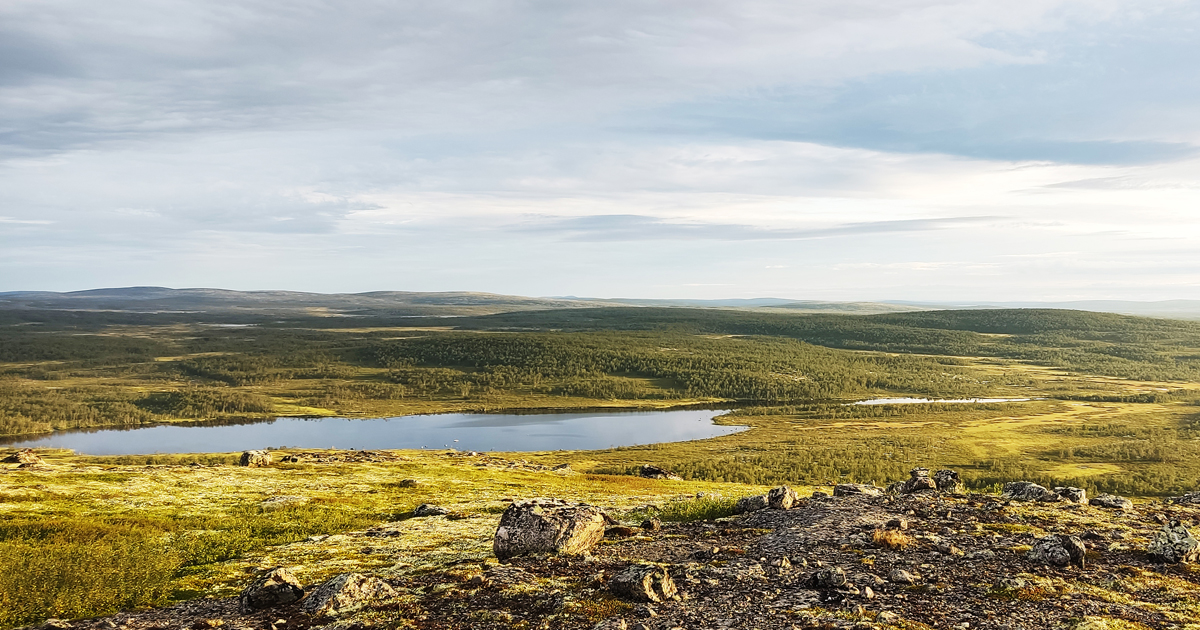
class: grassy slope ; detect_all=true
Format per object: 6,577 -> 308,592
0,450 -> 769,628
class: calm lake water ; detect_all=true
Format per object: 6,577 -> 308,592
1,408 -> 744,455
850,397 -> 1032,405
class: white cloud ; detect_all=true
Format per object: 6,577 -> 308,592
1,0 -> 1198,299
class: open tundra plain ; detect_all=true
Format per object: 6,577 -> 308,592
4,295 -> 1200,629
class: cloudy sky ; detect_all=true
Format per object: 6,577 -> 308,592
2,0 -> 1199,301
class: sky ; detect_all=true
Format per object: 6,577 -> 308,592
2,0 -> 1200,301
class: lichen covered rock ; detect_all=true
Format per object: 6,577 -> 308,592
1002,481 -> 1060,502
413,503 -> 449,517
1027,535 -> 1086,569
1054,487 -> 1087,504
299,573 -> 396,617
1147,520 -> 1200,563
240,450 -> 272,467
767,485 -> 800,510
933,469 -> 963,493
2,449 -> 45,466
609,564 -> 678,602
238,567 -> 304,612
639,465 -> 682,480
805,566 -> 847,589
901,467 -> 936,493
1089,494 -> 1134,511
734,494 -> 769,514
493,498 -> 608,560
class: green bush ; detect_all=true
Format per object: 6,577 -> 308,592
624,494 -> 739,523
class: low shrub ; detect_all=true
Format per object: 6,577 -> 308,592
625,494 -> 738,523
0,520 -> 180,628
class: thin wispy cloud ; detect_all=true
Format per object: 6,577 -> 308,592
510,215 -> 998,242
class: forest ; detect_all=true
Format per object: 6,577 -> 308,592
1,306 -> 1199,437
4,305 -> 1200,497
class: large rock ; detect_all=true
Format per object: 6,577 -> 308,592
1054,487 -> 1087,504
888,568 -> 916,585
1,449 -> 45,466
639,465 -> 682,481
933,469 -> 963,493
1147,520 -> 1200,563
733,494 -> 769,514
609,564 -> 678,603
900,467 -> 936,493
299,573 -> 396,617
833,483 -> 883,497
767,485 -> 800,510
1027,535 -> 1086,569
1168,492 -> 1200,505
805,567 -> 847,589
413,503 -> 449,517
493,498 -> 608,561
238,567 -> 304,612
1002,481 -> 1060,502
240,450 -> 272,467
1089,494 -> 1133,511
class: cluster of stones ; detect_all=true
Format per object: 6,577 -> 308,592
228,461 -> 1200,628
238,568 -> 395,617
885,467 -> 963,494
999,481 -> 1135,511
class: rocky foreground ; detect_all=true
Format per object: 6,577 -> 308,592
19,467 -> 1200,630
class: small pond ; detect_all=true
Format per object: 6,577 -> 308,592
850,397 -> 1033,405
0,408 -> 744,455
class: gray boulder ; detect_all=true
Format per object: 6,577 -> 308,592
1054,487 -> 1087,504
933,469 -> 963,493
493,498 -> 608,561
1002,481 -> 1060,502
888,568 -> 916,585
609,564 -> 678,602
1147,520 -> 1200,563
1089,494 -> 1133,511
639,465 -> 682,481
767,485 -> 800,510
1027,534 -> 1086,569
901,467 -> 936,493
238,567 -> 304,612
1168,492 -> 1200,505
805,567 -> 847,589
2,449 -> 46,466
299,573 -> 396,617
833,483 -> 883,497
734,494 -> 769,514
240,450 -> 272,467
413,503 -> 449,517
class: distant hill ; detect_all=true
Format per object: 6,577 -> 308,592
0,287 -> 617,317
3,287 -> 1199,320
890,299 -> 1200,320
559,296 -> 928,314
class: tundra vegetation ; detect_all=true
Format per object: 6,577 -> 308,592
3,306 -> 1200,627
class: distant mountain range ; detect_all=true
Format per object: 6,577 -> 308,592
2,287 -> 1199,319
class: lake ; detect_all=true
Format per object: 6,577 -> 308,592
0,408 -> 744,455
849,397 -> 1033,405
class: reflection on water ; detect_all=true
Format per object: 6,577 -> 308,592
1,408 -> 743,455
